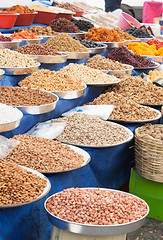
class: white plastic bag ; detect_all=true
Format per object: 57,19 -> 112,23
62,105 -> 115,120
27,122 -> 66,139
0,135 -> 20,158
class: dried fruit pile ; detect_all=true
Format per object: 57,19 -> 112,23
46,188 -> 148,225
0,159 -> 47,206
124,27 -> 152,38
0,86 -> 57,106
52,113 -> 129,146
106,46 -> 156,68
71,18 -> 94,31
49,18 -> 80,33
17,26 -> 56,36
5,134 -> 84,172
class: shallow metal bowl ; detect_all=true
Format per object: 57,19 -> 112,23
0,62 -> 40,75
53,84 -> 87,99
89,44 -> 107,54
0,39 -> 21,49
0,166 -> 51,208
95,41 -> 125,48
44,187 -> 149,236
58,51 -> 90,59
16,90 -> 59,115
0,110 -> 23,133
27,54 -> 68,64
100,64 -> 134,78
57,121 -> 133,148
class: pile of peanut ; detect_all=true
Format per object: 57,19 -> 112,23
0,159 -> 47,206
19,69 -> 85,92
87,92 -> 159,121
85,55 -> 131,71
59,63 -> 119,84
0,49 -> 39,68
52,113 -> 129,146
46,188 -> 148,225
0,86 -> 57,106
43,33 -> 89,52
5,134 -> 84,172
107,76 -> 163,105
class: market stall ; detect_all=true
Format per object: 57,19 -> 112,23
0,2 -> 162,240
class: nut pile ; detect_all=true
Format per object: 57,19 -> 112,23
71,18 -> 94,31
113,27 -> 136,40
59,63 -> 119,84
19,69 -> 85,92
57,2 -> 82,12
17,26 -> 56,36
46,188 -> 148,225
107,76 -> 163,105
73,37 -> 104,48
148,70 -> 163,82
87,92 -> 159,121
43,33 -> 89,52
124,27 -> 152,38
143,124 -> 163,140
0,103 -> 22,124
0,86 -> 57,106
52,113 -> 130,146
0,49 -> 39,68
16,44 -> 61,55
49,18 -> 80,33
85,55 -> 130,70
0,159 -> 47,206
106,46 -> 156,68
0,35 -> 13,42
5,134 -> 84,172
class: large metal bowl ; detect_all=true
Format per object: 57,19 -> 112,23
0,109 -> 23,133
57,121 -> 133,148
0,166 -> 51,208
0,39 -> 21,49
27,54 -> 68,64
58,51 -> 90,59
0,62 -> 40,75
53,84 -> 87,99
84,78 -> 121,86
41,144 -> 91,174
124,39 -> 140,45
108,106 -> 162,124
22,37 -> 43,45
16,91 -> 59,115
99,64 -> 134,78
89,44 -> 107,54
95,41 -> 125,48
134,61 -> 160,70
44,187 -> 149,236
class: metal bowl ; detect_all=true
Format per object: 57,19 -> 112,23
41,144 -> 91,174
0,69 -> 5,81
109,106 -> 162,124
37,35 -> 54,42
100,64 -> 134,78
23,37 -> 43,45
27,54 -> 68,64
140,55 -> 163,63
138,37 -> 154,43
0,62 -> 40,75
84,78 -> 121,86
134,62 -> 160,70
57,121 -> 133,148
124,39 -> 140,45
95,41 -> 125,48
89,44 -> 107,54
0,39 -> 21,49
58,51 -> 90,59
55,32 -> 86,39
0,166 -> 51,208
15,90 -> 59,115
53,84 -> 87,99
44,187 -> 149,236
0,109 -> 23,133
